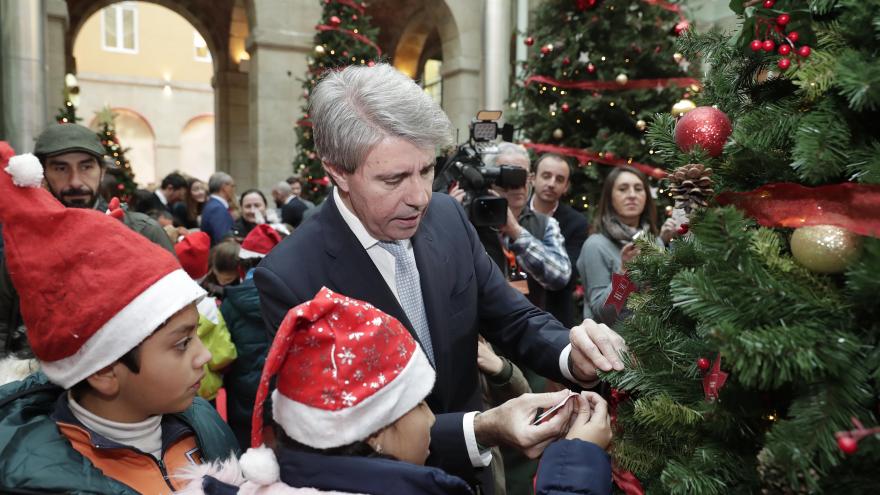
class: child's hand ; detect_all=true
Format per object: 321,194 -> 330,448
565,392 -> 612,450
477,336 -> 505,375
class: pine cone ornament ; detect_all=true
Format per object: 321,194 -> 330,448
669,163 -> 713,214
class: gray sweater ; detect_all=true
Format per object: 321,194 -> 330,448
577,233 -> 662,325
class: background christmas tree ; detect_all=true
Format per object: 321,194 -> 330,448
292,0 -> 382,203
95,107 -> 138,202
603,0 -> 880,493
55,74 -> 81,124
509,0 -> 698,213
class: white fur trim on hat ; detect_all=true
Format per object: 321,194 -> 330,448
239,445 -> 281,486
40,269 -> 206,388
272,345 -> 435,449
5,154 -> 43,187
238,247 -> 266,260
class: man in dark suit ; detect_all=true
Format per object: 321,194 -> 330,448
254,64 -> 625,492
201,172 -> 236,245
271,181 -> 309,228
135,172 -> 187,217
530,154 -> 590,328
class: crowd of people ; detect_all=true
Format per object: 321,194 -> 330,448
0,62 -> 684,495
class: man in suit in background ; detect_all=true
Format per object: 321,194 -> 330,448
254,63 -> 626,493
135,172 -> 187,217
271,181 -> 309,228
201,172 -> 236,245
529,154 -> 590,328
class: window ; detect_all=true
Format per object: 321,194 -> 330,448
422,59 -> 442,106
102,3 -> 138,53
194,32 -> 212,62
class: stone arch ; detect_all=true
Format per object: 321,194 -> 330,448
89,107 -> 157,186
180,114 -> 216,182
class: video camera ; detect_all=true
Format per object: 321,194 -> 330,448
434,110 -> 527,227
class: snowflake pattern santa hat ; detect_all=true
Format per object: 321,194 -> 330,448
250,286 -> 436,450
0,141 -> 205,388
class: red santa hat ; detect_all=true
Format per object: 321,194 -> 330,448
0,143 -> 205,388
175,232 -> 211,279
249,287 -> 435,451
239,224 -> 283,259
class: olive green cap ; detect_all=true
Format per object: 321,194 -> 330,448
33,123 -> 106,163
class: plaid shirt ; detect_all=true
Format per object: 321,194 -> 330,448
508,215 -> 571,291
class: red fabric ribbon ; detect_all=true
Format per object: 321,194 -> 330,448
525,75 -> 700,92
522,142 -> 668,180
715,182 -> 880,238
332,0 -> 366,14
315,25 -> 382,56
613,466 -> 646,495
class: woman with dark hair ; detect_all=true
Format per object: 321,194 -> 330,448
178,288 -> 613,495
232,189 -> 268,238
174,177 -> 208,229
576,167 -> 676,325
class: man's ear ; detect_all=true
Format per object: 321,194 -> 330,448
85,363 -> 122,396
322,162 -> 349,193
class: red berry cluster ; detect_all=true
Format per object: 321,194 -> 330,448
748,5 -> 811,71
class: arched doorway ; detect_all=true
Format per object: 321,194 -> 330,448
180,114 -> 216,182
89,107 -> 157,185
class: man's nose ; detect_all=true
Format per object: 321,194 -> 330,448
68,169 -> 85,189
404,178 -> 430,208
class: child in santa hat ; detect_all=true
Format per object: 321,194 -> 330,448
178,287 -> 613,495
0,144 -> 240,494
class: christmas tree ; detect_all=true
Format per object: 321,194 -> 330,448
509,0 -> 698,212
95,107 -> 138,202
55,74 -> 81,124
603,0 -> 880,493
292,0 -> 382,202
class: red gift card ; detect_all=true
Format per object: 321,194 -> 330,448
605,272 -> 636,314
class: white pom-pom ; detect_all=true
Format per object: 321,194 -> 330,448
239,445 -> 280,486
5,154 -> 43,188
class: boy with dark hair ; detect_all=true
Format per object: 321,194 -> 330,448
0,145 -> 239,494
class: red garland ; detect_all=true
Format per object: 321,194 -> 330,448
715,182 -> 880,238
332,0 -> 366,14
315,25 -> 382,56
522,142 -> 668,180
525,75 -> 700,92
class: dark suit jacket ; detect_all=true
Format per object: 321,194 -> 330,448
545,203 -> 590,327
201,197 -> 234,245
135,191 -> 171,216
281,196 -> 309,228
254,193 -> 570,489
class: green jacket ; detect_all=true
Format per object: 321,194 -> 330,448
0,373 -> 240,494
220,278 -> 271,450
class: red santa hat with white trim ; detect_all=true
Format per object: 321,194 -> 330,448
0,142 -> 205,389
239,224 -> 283,259
240,286 -> 435,483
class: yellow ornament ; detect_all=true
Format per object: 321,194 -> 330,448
616,73 -> 629,85
672,98 -> 697,117
552,128 -> 564,140
790,225 -> 863,274
314,45 -> 326,55
673,52 -> 684,63
635,119 -> 647,131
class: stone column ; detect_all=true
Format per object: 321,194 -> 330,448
44,0 -> 68,124
482,0 -> 510,113
1,0 -> 47,151
214,70 -> 250,180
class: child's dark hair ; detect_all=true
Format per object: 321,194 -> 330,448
209,240 -> 241,274
273,422 -> 395,461
70,345 -> 141,396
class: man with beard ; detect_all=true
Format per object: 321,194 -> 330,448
0,123 -> 174,358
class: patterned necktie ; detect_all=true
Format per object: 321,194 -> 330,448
378,240 -> 435,366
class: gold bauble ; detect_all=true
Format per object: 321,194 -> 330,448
673,52 -> 684,63
314,45 -> 326,55
552,128 -> 565,139
671,98 -> 697,117
616,73 -> 629,85
790,225 -> 863,274
635,119 -> 647,131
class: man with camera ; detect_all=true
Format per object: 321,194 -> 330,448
254,64 -> 625,494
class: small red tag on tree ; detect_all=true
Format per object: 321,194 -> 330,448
703,353 -> 729,401
605,272 -> 636,314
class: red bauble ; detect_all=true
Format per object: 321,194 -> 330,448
777,58 -> 791,70
524,36 -> 535,46
576,0 -> 598,11
674,106 -> 732,157
562,56 -> 571,66
367,61 -> 376,67
798,46 -> 811,58
776,14 -> 790,26
837,436 -> 858,455
778,44 -> 791,56
678,223 -> 690,235
561,103 -> 571,113
788,31 -> 799,42
587,63 -> 596,73
674,20 -> 690,36
540,45 -> 551,55
328,15 -> 342,26
351,14 -> 358,20
762,40 -> 775,52
750,40 -> 763,52
762,0 -> 775,7
697,357 -> 710,371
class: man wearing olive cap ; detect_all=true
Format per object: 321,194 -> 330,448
0,123 -> 174,359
